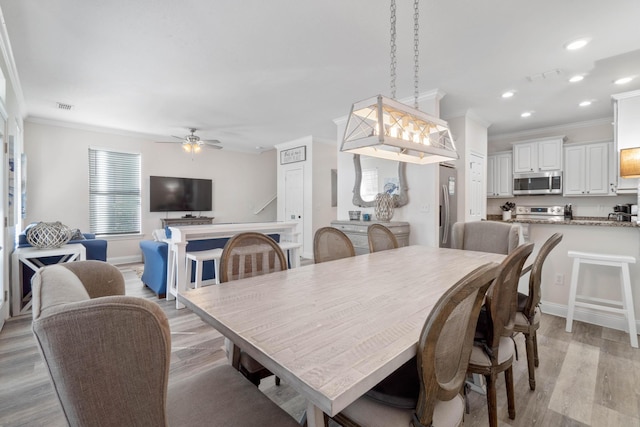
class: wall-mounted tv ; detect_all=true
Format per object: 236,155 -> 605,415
149,176 -> 212,212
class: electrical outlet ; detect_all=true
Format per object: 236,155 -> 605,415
554,273 -> 564,286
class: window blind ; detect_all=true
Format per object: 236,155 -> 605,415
89,148 -> 141,235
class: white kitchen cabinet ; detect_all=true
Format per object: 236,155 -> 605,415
513,136 -> 564,173
564,142 -> 614,196
487,151 -> 512,198
612,90 -> 640,193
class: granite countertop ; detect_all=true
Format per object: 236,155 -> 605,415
487,215 -> 640,228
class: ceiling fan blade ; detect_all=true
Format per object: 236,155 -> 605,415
171,135 -> 186,140
206,144 -> 223,150
155,140 -> 180,144
202,139 -> 221,145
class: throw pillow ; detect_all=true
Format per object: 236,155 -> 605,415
69,229 -> 86,241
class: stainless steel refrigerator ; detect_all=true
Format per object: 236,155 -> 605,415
439,164 -> 457,248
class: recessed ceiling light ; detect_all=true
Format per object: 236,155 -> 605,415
502,91 -> 515,99
579,100 -> 592,107
521,112 -> 532,118
569,75 -> 584,83
614,76 -> 634,85
565,38 -> 590,51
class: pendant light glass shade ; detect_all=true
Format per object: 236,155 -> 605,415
340,95 -> 459,165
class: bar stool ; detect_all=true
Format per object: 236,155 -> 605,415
186,248 -> 223,288
566,251 -> 638,348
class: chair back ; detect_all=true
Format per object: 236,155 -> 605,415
219,232 -> 287,283
31,262 -> 171,427
451,221 -> 520,255
485,243 -> 534,349
313,226 -> 355,263
522,233 -> 563,319
413,262 -> 500,426
368,223 -> 399,253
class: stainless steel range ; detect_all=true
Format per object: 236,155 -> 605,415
515,205 -> 564,221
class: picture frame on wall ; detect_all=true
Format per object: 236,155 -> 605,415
280,146 -> 306,165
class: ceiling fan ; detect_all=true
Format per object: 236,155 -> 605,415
158,128 -> 222,153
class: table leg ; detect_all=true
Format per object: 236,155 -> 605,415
306,401 -> 324,427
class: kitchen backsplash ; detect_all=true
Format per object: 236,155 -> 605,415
487,194 -> 638,218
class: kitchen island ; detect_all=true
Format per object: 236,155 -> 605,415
492,216 -> 640,339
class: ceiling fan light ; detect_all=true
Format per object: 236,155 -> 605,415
182,143 -> 192,153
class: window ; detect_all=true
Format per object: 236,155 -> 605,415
89,148 -> 141,235
361,167 -> 379,201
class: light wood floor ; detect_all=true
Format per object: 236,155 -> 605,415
1,264 -> 639,426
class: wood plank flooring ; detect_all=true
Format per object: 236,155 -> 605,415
0,263 -> 638,426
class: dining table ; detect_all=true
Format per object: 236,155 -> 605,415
178,245 -> 505,427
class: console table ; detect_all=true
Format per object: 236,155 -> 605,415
331,220 -> 410,255
11,244 -> 87,316
167,221 -> 300,308
161,217 -> 214,227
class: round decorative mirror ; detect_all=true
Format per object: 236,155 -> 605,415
352,154 -> 408,208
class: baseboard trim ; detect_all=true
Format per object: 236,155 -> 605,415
108,255 -> 143,265
540,300 -> 640,331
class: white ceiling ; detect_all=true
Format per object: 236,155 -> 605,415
1,0 -> 640,152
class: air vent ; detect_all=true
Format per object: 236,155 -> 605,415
56,102 -> 73,110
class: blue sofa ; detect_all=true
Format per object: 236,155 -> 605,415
18,232 -> 108,261
139,232 -> 280,298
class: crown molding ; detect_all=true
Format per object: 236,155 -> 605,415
0,7 -> 26,118
488,117 -> 613,143
25,116 -> 271,155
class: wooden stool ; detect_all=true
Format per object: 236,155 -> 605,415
186,248 -> 223,288
566,250 -> 638,348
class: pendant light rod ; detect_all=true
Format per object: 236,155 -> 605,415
390,0 -> 397,100
413,0 -> 419,109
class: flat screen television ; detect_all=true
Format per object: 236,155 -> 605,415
149,176 -> 212,212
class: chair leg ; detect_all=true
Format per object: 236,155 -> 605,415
485,373 -> 498,427
532,330 -> 539,367
505,366 -> 516,420
524,331 -> 536,390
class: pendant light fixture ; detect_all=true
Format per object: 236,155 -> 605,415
340,0 -> 458,165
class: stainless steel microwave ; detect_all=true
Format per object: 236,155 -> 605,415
513,171 -> 562,195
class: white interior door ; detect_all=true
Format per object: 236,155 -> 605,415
284,166 -> 304,253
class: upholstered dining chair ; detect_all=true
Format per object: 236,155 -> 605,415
451,220 -> 520,255
467,242 -> 534,427
515,232 -> 563,391
324,262 -> 500,427
367,223 -> 399,253
313,226 -> 355,263
219,232 -> 288,386
31,261 -> 300,427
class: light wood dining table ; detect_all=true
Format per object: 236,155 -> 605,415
178,245 -> 505,427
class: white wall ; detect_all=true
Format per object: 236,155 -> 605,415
24,120 -> 277,263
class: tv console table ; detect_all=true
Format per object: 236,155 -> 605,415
160,217 -> 214,227
166,221 -> 300,309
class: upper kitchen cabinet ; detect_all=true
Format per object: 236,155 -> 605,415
513,136 -> 564,173
564,142 -> 615,196
612,90 -> 640,193
487,151 -> 513,198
